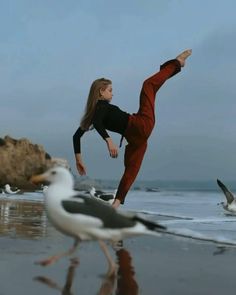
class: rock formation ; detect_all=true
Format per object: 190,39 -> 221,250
0,135 -> 69,189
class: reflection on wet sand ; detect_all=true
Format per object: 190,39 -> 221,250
98,247 -> 139,295
34,246 -> 139,295
0,199 -> 47,239
35,258 -> 79,295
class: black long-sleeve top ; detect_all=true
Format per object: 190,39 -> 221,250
73,100 -> 129,154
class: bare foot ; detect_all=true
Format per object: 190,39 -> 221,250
112,199 -> 121,209
35,258 -> 56,266
176,49 -> 192,67
35,255 -> 60,266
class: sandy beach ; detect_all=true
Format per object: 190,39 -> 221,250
1,231 -> 236,295
1,197 -> 236,295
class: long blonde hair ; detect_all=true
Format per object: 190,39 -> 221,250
80,78 -> 112,130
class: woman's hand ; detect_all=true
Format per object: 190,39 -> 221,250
106,137 -> 118,158
75,154 -> 87,175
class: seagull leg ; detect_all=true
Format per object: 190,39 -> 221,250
34,276 -> 62,291
34,257 -> 79,292
97,267 -> 116,295
98,240 -> 117,276
35,238 -> 80,266
62,258 -> 79,293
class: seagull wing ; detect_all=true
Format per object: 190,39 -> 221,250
117,210 -> 166,231
132,215 -> 166,230
98,193 -> 114,201
62,195 -> 136,229
217,179 -> 235,204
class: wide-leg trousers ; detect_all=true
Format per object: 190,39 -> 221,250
116,59 -> 181,204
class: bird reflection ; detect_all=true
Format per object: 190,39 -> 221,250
34,258 -> 79,295
98,245 -> 139,295
34,244 -> 139,295
213,246 -> 228,256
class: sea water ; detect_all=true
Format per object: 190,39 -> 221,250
125,190 -> 236,245
0,189 -> 236,245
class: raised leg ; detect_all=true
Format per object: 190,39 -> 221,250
35,238 -> 80,266
138,59 -> 181,124
176,49 -> 192,67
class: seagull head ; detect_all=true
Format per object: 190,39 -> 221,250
31,166 -> 74,190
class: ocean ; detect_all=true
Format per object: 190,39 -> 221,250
1,188 -> 236,246
1,188 -> 236,295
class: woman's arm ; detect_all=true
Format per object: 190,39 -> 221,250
75,153 -> 86,175
105,137 -> 118,158
73,127 -> 87,175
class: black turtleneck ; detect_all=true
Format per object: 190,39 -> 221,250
73,100 -> 129,153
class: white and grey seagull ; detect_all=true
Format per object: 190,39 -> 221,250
217,179 -> 236,213
89,186 -> 116,204
31,166 -> 166,268
4,184 -> 20,194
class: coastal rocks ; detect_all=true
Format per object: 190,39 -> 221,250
0,135 -> 69,189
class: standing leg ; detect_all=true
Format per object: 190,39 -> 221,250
114,142 -> 147,206
98,240 -> 117,276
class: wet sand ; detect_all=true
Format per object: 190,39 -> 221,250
1,199 -> 236,295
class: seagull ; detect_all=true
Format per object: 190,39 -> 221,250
4,184 -> 20,194
89,186 -> 116,204
41,184 -> 48,195
217,179 -> 236,213
31,167 -> 166,268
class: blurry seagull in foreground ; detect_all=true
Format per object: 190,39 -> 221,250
4,184 -> 20,194
31,167 -> 166,270
217,179 -> 236,213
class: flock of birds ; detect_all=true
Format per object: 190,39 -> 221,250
2,166 -> 236,270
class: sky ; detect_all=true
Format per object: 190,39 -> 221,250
1,0 -> 236,182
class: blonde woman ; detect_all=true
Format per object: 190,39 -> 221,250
73,50 -> 192,209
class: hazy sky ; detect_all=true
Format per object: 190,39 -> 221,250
1,0 -> 236,181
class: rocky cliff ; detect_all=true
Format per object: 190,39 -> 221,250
0,135 -> 69,189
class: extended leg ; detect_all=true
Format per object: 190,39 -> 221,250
138,49 -> 192,125
138,59 -> 181,125
35,238 -> 80,266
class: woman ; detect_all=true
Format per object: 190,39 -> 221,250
73,50 -> 192,209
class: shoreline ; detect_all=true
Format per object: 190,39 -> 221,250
1,232 -> 236,295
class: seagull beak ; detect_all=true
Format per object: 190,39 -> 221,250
30,173 -> 47,185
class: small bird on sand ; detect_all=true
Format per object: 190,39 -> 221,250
217,179 -> 236,213
89,186 -> 116,203
31,167 -> 166,269
4,184 -> 20,194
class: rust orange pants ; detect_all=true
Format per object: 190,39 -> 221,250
116,59 -> 181,204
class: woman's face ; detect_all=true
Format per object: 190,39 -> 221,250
100,84 -> 113,101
